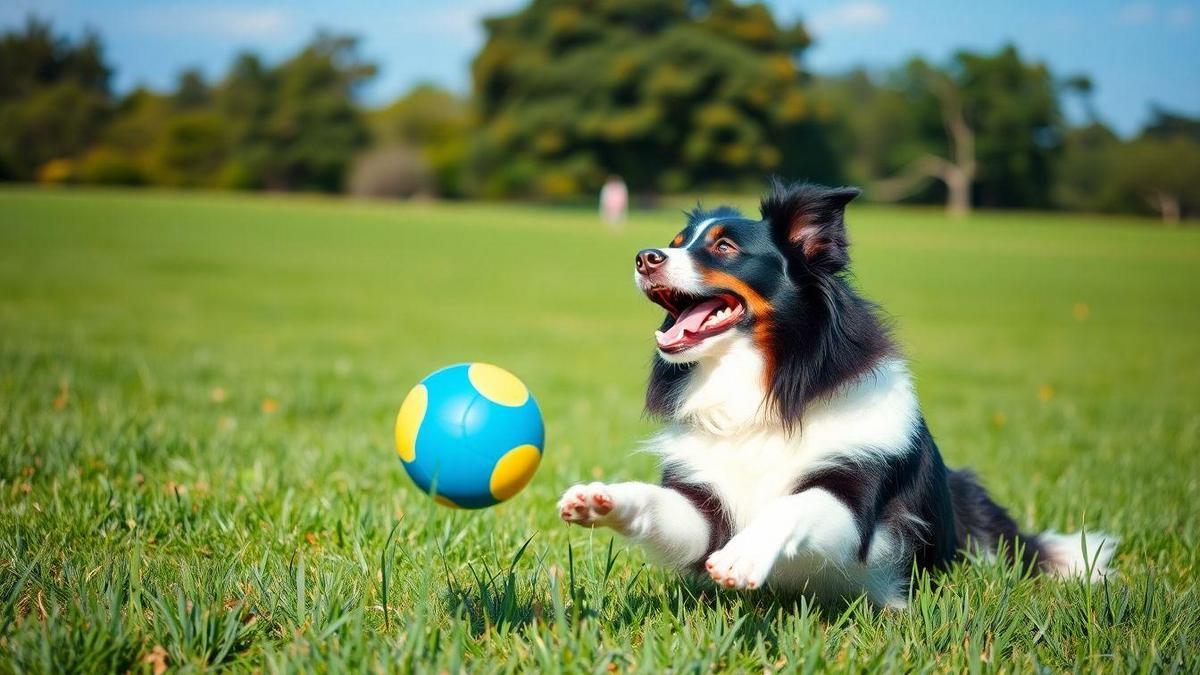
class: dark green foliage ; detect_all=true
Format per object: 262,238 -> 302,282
0,21 -> 374,193
818,46 -> 1065,210
152,113 -> 230,187
1054,122 -> 1121,212
213,34 -> 377,193
1141,105 -> 1200,144
1,12 -> 1199,217
0,18 -> 112,180
369,84 -> 471,197
950,46 -> 1062,208
1105,136 -> 1200,222
1056,110 -> 1200,221
470,0 -> 829,197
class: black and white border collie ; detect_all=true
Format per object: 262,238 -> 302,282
558,181 -> 1116,607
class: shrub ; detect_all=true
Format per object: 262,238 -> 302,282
35,158 -> 78,184
347,145 -> 432,199
77,147 -> 146,185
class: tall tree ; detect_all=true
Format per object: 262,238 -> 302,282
471,0 -> 827,198
872,61 -> 976,217
216,34 -> 376,192
0,18 -> 112,180
858,46 -> 1064,214
369,84 -> 471,197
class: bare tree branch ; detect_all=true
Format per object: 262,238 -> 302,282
877,68 -> 976,217
872,154 -> 955,201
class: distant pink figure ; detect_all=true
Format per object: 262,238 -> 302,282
599,176 -> 628,227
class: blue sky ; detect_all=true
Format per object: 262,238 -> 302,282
3,0 -> 1197,135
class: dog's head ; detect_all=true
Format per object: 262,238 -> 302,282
639,181 -> 892,426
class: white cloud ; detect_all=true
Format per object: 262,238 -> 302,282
1117,2 -> 1196,28
133,5 -> 295,40
1166,4 -> 1195,27
392,0 -> 523,43
1118,2 -> 1156,24
809,2 -> 890,35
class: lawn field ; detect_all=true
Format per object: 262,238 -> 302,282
1,187 -> 1198,672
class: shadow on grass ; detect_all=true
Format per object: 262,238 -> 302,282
434,532 -> 867,645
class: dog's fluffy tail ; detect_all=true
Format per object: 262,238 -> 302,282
1035,530 -> 1119,582
947,470 -> 1117,581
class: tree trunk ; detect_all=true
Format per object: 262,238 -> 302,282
945,168 -> 970,218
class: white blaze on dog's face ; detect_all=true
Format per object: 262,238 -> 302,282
634,248 -> 739,363
633,215 -> 782,365
635,246 -> 741,363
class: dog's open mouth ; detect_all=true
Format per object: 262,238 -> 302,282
646,287 -> 746,353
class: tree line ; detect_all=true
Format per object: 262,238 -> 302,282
1,1 -> 1197,222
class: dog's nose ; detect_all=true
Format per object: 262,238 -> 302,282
635,249 -> 666,275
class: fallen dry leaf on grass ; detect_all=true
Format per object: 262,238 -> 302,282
143,645 -> 168,675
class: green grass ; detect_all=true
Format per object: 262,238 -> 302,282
1,186 -> 1198,672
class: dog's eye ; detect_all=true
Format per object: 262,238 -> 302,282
713,238 -> 738,255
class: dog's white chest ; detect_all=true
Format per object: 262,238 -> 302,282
650,356 -> 920,531
659,429 -> 811,530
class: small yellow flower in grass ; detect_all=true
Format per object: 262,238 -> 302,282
210,387 -> 227,403
591,465 -> 604,479
1037,384 -> 1055,402
218,415 -> 237,431
261,397 -> 279,414
52,378 -> 69,411
305,532 -> 319,547
992,411 -> 1007,428
1072,302 -> 1090,321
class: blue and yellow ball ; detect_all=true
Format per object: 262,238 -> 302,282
395,363 -> 543,509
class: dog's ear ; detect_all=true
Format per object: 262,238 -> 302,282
761,181 -> 861,273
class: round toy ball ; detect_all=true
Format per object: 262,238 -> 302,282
394,363 -> 543,509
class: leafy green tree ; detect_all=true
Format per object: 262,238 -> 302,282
471,0 -> 826,198
813,70 -> 921,188
1141,106 -> 1200,144
0,18 -> 112,180
369,84 -> 471,197
1053,122 -> 1120,213
1106,136 -> 1200,223
173,68 -> 212,110
1055,109 -> 1200,223
215,34 -> 376,192
954,47 -> 1063,208
824,46 -> 1064,214
151,112 -> 230,187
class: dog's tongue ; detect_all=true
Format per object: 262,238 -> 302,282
656,298 -> 725,349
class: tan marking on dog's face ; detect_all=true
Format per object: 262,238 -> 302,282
702,269 -> 776,387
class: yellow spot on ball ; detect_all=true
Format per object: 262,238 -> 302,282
490,444 -> 541,502
468,363 -> 528,407
394,384 -> 426,462
434,495 -> 462,509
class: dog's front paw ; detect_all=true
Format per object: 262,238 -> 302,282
705,531 -> 781,590
558,482 -> 617,527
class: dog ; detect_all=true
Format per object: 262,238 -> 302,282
557,181 -> 1116,607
